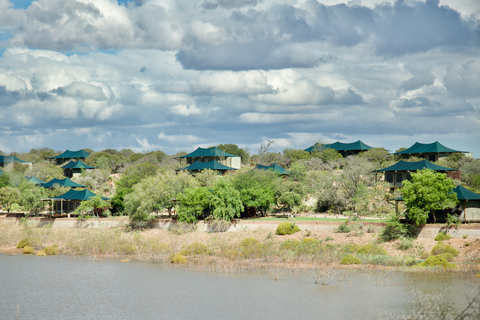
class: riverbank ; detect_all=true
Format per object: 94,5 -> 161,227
1,220 -> 479,274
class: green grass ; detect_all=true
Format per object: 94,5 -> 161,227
251,216 -> 382,222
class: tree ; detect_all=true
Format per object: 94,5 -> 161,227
74,195 -> 111,217
177,187 -> 211,222
339,156 -> 374,212
401,169 -> 458,225
282,149 -> 311,165
231,168 -> 279,216
0,186 -> 21,213
209,179 -> 244,221
124,170 -> 198,221
217,144 -> 250,164
312,148 -> 343,162
19,182 -> 49,215
85,152 -> 124,173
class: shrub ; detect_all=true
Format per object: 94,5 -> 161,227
420,251 -> 431,259
298,238 -> 323,255
380,215 -> 415,241
435,232 -> 451,241
335,222 -> 351,233
431,242 -> 458,257
343,243 -> 361,253
180,242 -> 211,256
23,246 -> 34,254
397,239 -> 413,250
171,253 -> 187,264
239,238 -> 265,258
276,222 -> 300,235
44,245 -> 59,256
17,238 -> 31,248
340,254 -> 361,265
418,255 -> 456,269
357,244 -> 387,256
36,250 -> 47,256
439,252 -> 455,262
279,239 -> 300,252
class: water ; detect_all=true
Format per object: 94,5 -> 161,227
0,254 -> 478,320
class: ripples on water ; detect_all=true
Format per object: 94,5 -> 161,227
0,255 -> 478,320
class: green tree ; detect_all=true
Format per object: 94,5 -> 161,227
85,152 -> 124,173
231,168 -> 279,216
209,179 -> 244,221
401,169 -> 458,225
19,181 -> 49,215
217,144 -> 250,164
74,195 -> 111,217
282,149 -> 311,165
194,169 -> 218,188
0,186 -> 21,213
177,187 -> 211,222
124,170 -> 198,221
312,148 -> 343,162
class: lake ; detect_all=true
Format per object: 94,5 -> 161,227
0,254 -> 478,319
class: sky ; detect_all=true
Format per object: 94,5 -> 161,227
0,0 -> 479,157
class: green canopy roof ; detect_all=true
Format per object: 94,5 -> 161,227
61,160 -> 95,169
254,164 -> 290,175
52,188 -> 110,201
305,140 -> 373,153
25,175 -> 46,185
41,178 -> 87,188
177,160 -> 236,171
394,141 -> 463,155
177,147 -> 239,159
0,155 -> 31,164
374,160 -> 457,172
50,149 -> 90,160
452,185 -> 480,201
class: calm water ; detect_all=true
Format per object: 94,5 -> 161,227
0,254 -> 478,320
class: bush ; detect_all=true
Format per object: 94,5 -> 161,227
297,238 -> 323,255
357,244 -> 387,256
17,238 -> 31,248
23,246 -> 34,254
276,222 -> 301,235
435,232 -> 451,241
335,222 -> 351,233
343,243 -> 361,253
180,242 -> 211,256
340,254 -> 361,265
380,215 -> 415,241
418,255 -> 456,269
44,245 -> 58,256
439,252 -> 455,262
36,250 -> 47,256
279,239 -> 301,252
431,242 -> 458,257
397,239 -> 413,250
171,253 -> 187,264
239,238 -> 265,258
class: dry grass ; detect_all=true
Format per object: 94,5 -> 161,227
0,223 -> 478,275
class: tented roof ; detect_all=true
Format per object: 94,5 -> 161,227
49,149 -> 90,159
452,185 -> 480,201
0,155 -> 31,163
26,175 -> 46,185
177,160 -> 236,171
51,188 -> 110,201
41,177 -> 87,188
61,160 -> 95,169
374,160 -> 457,172
394,141 -> 463,155
177,147 -> 239,159
305,140 -> 373,153
254,164 -> 290,175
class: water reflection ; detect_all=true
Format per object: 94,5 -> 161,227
0,255 -> 478,320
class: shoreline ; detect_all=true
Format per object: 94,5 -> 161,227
1,221 -> 479,274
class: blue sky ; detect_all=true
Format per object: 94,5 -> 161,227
0,0 -> 479,157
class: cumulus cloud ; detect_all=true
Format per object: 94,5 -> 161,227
0,0 -> 478,156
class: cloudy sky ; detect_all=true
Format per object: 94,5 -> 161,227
0,0 -> 479,157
